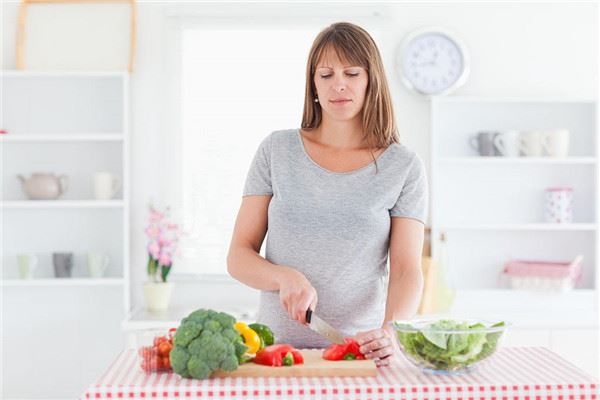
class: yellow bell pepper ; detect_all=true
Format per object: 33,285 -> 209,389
234,321 -> 261,354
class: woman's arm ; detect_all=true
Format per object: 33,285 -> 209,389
226,195 -> 287,290
227,195 -> 318,323
383,216 -> 425,324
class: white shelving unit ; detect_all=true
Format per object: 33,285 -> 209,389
0,70 -> 130,312
430,96 -> 599,376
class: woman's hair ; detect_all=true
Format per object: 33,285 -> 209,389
301,22 -> 399,156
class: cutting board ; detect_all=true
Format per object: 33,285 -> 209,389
211,350 -> 378,377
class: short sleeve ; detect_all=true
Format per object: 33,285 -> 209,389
389,153 -> 429,224
242,133 -> 273,196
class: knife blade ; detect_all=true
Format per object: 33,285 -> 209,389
305,308 -> 346,345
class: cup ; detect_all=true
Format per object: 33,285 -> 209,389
542,129 -> 570,158
87,252 -> 110,278
493,130 -> 521,157
94,172 -> 121,200
469,131 -> 499,156
53,252 -> 73,278
544,187 -> 573,223
17,253 -> 38,279
519,131 -> 545,157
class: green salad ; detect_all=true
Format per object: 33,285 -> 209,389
393,320 -> 505,371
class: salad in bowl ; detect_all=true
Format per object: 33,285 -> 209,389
390,318 -> 507,375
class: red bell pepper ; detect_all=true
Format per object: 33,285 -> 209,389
322,338 -> 365,361
253,344 -> 304,367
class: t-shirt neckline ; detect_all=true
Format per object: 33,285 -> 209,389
296,128 -> 393,175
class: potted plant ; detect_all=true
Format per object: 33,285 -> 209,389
143,204 -> 181,311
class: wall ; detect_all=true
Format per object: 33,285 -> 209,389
1,1 -> 598,398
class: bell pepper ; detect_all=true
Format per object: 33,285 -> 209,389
234,322 -> 261,354
322,338 -> 365,361
253,344 -> 304,367
248,323 -> 275,349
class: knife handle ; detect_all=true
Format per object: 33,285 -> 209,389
305,308 -> 312,324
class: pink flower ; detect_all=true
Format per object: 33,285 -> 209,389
145,225 -> 161,238
158,236 -> 172,247
148,242 -> 160,259
149,207 -> 164,223
159,252 -> 172,266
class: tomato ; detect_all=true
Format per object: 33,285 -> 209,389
157,341 -> 172,357
322,338 -> 365,361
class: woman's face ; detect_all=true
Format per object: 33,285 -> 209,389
313,49 -> 368,123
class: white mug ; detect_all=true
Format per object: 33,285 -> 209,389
542,129 -> 570,158
519,131 -> 545,157
87,252 -> 110,278
94,172 -> 120,200
494,130 -> 521,157
17,253 -> 38,279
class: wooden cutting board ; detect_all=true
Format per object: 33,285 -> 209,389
211,349 -> 378,377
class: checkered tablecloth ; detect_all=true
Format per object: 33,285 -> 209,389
82,347 -> 598,400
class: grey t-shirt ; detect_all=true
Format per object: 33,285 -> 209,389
242,128 -> 428,348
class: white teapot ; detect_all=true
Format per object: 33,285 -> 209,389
17,173 -> 69,200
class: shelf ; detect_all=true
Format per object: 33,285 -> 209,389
1,200 -> 125,209
440,223 -> 597,231
437,157 -> 597,165
1,70 -> 128,78
0,134 -> 124,142
431,96 -> 596,104
449,289 -> 598,329
1,278 -> 125,287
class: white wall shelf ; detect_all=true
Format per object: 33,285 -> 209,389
442,223 -> 597,231
1,200 -> 125,209
430,95 -> 599,302
1,278 -> 125,287
438,157 -> 597,165
1,70 -> 130,311
0,134 -> 124,142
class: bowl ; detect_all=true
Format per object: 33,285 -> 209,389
389,318 -> 507,375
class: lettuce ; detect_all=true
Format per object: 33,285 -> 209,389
394,320 -> 505,371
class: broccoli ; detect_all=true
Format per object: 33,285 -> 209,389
169,308 -> 248,379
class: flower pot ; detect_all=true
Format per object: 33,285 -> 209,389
143,282 -> 174,312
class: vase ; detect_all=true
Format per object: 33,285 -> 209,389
143,281 -> 174,312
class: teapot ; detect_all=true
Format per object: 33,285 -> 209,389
17,173 -> 69,200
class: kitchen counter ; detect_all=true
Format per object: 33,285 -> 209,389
81,347 -> 598,400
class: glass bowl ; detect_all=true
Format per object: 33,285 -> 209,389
389,318 -> 508,375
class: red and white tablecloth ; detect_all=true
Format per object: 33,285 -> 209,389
82,347 -> 598,400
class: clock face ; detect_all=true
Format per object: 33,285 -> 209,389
401,32 -> 466,95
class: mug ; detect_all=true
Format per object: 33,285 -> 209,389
94,172 -> 121,200
493,130 -> 521,157
87,252 -> 110,278
544,187 -> 573,223
17,253 -> 38,279
469,131 -> 499,156
542,129 -> 570,158
519,131 -> 545,157
53,252 -> 73,278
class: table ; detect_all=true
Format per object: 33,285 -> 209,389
81,347 -> 598,400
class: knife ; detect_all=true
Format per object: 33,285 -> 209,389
305,308 -> 346,345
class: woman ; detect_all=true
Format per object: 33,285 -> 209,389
227,22 -> 428,367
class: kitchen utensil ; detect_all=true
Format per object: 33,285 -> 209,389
17,253 -> 38,279
94,172 -> 121,200
544,187 -> 573,223
542,129 -> 570,158
305,308 -> 345,345
53,252 -> 73,278
211,349 -> 377,377
469,131 -> 499,156
17,173 -> 69,200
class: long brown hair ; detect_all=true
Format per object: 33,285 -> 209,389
301,22 -> 399,167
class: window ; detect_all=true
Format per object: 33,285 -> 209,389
175,26 -> 319,275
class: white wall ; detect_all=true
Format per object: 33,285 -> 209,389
2,1 -> 598,398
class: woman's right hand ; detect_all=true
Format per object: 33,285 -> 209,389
277,267 -> 318,325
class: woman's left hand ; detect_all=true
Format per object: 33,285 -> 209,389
355,325 -> 396,367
